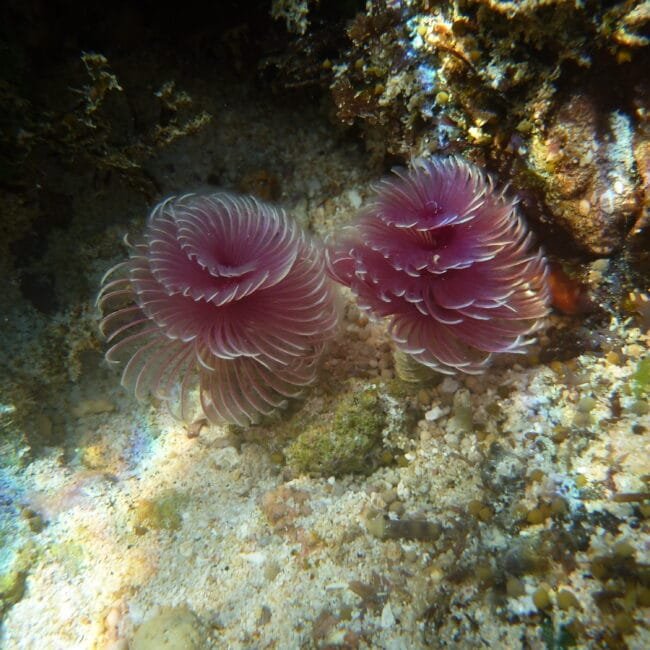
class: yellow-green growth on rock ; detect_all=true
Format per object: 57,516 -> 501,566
0,544 -> 37,618
632,354 -> 650,398
285,386 -> 387,477
134,490 -> 190,532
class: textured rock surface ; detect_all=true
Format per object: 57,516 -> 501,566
527,94 -> 640,254
131,607 -> 204,650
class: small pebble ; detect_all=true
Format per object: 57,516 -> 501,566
550,496 -> 568,516
381,489 -> 398,505
572,411 -> 591,427
591,258 -> 609,272
625,343 -> 644,358
576,396 -> 597,412
628,400 -> 649,416
443,433 -> 459,448
614,612 -> 635,634
258,606 -> 272,625
106,607 -> 120,626
527,508 -> 547,525
439,377 -> 459,393
435,91 -> 449,105
264,561 -> 281,581
533,586 -> 552,610
529,469 -> 545,482
425,406 -> 446,421
557,589 -> 581,611
506,577 -> 525,598
346,189 -> 362,209
381,602 -> 396,628
384,542 -> 402,562
613,540 -> 635,558
578,199 -> 591,216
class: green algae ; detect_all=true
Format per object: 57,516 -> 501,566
0,543 -> 37,619
49,540 -> 86,575
632,354 -> 650,398
0,569 -> 27,617
285,386 -> 387,477
134,490 -> 190,532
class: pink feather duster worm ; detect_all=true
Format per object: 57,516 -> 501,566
327,156 -> 550,375
98,192 -> 338,426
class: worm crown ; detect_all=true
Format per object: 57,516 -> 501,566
327,156 -> 550,374
98,192 -> 338,426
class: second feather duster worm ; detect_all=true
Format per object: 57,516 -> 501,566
327,156 -> 550,375
98,192 -> 338,426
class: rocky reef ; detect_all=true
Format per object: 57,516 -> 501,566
272,0 -> 649,259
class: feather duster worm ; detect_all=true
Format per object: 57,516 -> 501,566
327,156 -> 550,375
98,192 -> 338,426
